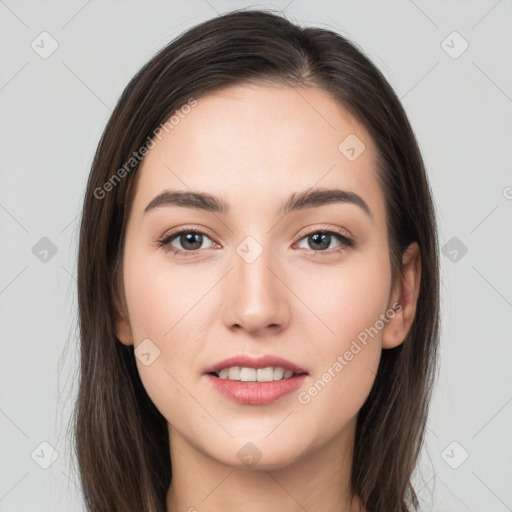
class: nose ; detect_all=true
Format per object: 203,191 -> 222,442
222,241 -> 290,336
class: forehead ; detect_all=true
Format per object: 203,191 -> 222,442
132,83 -> 386,223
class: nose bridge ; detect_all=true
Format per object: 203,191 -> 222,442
224,234 -> 288,333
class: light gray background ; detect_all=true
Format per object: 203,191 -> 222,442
1,1 -> 511,511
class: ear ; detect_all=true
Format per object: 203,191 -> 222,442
382,241 -> 421,349
114,299 -> 134,346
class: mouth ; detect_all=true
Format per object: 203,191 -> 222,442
204,354 -> 309,405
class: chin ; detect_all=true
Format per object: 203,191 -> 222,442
206,436 -> 309,471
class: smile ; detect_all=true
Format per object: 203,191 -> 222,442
211,366 -> 302,382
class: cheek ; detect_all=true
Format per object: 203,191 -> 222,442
123,245 -> 210,342
296,245 -> 392,353
325,264 -> 391,346
122,246 -> 229,421
291,252 -> 391,428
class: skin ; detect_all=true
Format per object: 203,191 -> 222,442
114,83 -> 421,512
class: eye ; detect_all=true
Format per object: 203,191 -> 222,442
157,228 -> 217,255
295,228 -> 355,254
157,226 -> 355,257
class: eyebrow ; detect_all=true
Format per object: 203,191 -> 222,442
143,187 -> 372,219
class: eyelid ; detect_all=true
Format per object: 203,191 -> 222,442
295,224 -> 353,241
159,224 -> 219,243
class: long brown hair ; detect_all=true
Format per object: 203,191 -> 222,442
71,8 -> 440,511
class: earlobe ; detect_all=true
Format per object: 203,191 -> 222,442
382,242 -> 421,349
114,307 -> 134,346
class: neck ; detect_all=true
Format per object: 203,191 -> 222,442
165,416 -> 364,512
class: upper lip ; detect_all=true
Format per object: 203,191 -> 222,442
204,354 -> 308,375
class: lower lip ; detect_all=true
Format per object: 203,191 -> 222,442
205,373 -> 307,405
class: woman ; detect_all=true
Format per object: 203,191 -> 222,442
73,8 -> 440,512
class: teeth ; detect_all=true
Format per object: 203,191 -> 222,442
227,367 -> 240,380
215,366 -> 298,382
240,367 -> 256,382
256,367 -> 274,382
273,367 -> 284,380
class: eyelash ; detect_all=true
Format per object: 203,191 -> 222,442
157,226 -> 355,257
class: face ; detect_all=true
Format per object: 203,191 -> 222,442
115,83 -> 414,470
